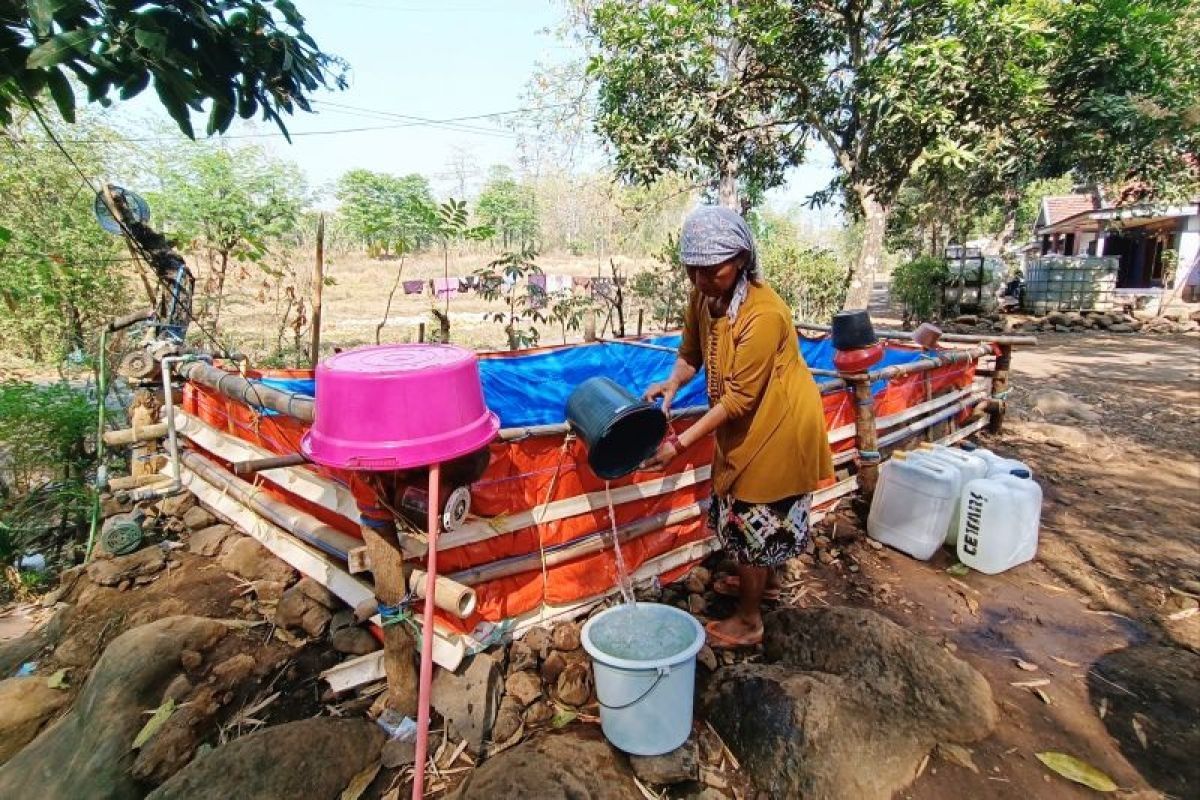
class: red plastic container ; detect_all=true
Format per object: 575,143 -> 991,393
832,342 -> 885,374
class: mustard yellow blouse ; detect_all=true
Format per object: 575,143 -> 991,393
679,283 -> 834,502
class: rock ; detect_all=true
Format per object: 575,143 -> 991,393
188,525 -> 235,557
684,566 -> 711,594
505,670 -> 543,708
703,607 -> 995,800
542,650 -> 568,685
86,546 -> 166,587
954,315 -> 978,326
554,662 -> 592,707
0,616 -> 226,799
1054,324 -> 1071,333
523,626 -> 552,660
181,505 -> 217,531
381,737 -> 416,768
249,580 -> 286,603
687,594 -> 707,615
451,728 -> 641,800
508,640 -> 538,673
433,652 -> 503,754
180,649 -> 203,672
274,583 -> 332,638
629,737 -> 699,785
218,538 -> 295,586
491,696 -> 523,744
330,626 -> 380,656
1029,388 -> 1075,417
148,718 -> 383,800
158,493 -> 196,519
329,610 -> 355,634
0,604 -> 73,678
0,677 -> 71,765
210,654 -> 256,687
523,700 -> 556,727
292,576 -> 337,609
162,675 -> 193,704
697,645 -> 718,672
1108,323 -> 1135,333
551,622 -> 582,652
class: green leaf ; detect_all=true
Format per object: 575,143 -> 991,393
46,667 -> 70,689
153,75 -> 194,138
1035,752 -> 1118,792
550,706 -> 577,728
131,698 -> 175,749
946,563 -> 970,577
133,28 -> 168,56
26,29 -> 98,69
0,226 -> 11,245
28,0 -> 55,34
45,67 -> 75,122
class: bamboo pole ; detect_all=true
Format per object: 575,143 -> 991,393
103,421 -> 168,446
796,321 -> 1037,346
232,452 -> 310,476
849,378 -> 881,502
361,523 -> 419,717
309,213 -> 325,367
876,394 -> 988,449
178,361 -> 315,423
858,343 -> 994,383
179,451 -> 475,618
108,473 -> 171,491
988,343 -> 1012,434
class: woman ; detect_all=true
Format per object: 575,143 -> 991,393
643,206 -> 833,648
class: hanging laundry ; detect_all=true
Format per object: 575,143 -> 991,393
546,274 -> 573,293
458,275 -> 478,293
402,280 -> 425,295
591,277 -> 615,299
528,273 -> 547,291
433,277 -> 456,297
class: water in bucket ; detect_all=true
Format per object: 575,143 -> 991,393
588,603 -> 698,661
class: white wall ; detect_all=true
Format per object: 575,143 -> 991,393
1177,213 -> 1200,291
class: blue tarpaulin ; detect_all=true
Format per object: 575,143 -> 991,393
256,335 -> 927,429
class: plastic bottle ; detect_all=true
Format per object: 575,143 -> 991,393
867,452 -> 961,560
956,469 -> 1043,574
912,444 -> 989,545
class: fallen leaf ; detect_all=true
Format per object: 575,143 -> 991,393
1098,698 -> 1108,720
1035,752 -> 1118,792
633,775 -> 666,800
1033,687 -> 1053,705
339,763 -> 380,800
132,699 -> 175,749
1051,656 -> 1082,668
1015,659 -> 1040,672
1010,679 -> 1051,688
551,707 -> 577,729
946,563 -> 970,577
1167,607 -> 1198,621
915,753 -> 931,779
1131,716 -> 1149,750
936,742 -> 979,773
46,668 -> 70,690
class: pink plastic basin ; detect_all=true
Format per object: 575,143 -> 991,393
301,344 -> 499,471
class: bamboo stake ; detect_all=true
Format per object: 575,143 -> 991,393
857,344 -> 993,383
988,343 -> 1012,434
796,321 -> 1037,346
231,452 -> 310,476
849,378 -> 881,501
309,213 -> 325,367
360,522 -> 419,717
108,473 -> 171,491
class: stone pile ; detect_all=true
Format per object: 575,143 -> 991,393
940,309 -> 1200,336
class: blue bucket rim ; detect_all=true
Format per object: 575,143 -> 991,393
581,602 -> 706,671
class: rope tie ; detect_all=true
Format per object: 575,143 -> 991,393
991,389 -> 1011,400
857,449 -> 883,464
378,594 -> 420,634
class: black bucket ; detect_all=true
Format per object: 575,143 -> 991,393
831,309 -> 878,350
566,377 -> 668,479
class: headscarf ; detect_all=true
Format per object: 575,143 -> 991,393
679,205 -> 758,322
678,205 -> 758,279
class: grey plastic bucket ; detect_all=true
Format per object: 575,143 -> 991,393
580,603 -> 705,755
565,376 -> 667,479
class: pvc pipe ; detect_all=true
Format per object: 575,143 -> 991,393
413,462 -> 440,800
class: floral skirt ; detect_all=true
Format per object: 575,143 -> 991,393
709,493 -> 813,568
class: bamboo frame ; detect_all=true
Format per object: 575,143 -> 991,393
796,321 -> 1037,346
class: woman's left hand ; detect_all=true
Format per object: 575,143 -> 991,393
641,439 -> 679,472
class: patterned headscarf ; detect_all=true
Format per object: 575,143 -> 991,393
678,205 -> 758,279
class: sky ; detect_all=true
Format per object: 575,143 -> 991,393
112,0 -> 840,226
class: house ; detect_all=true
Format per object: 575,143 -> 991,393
1033,190 -> 1200,299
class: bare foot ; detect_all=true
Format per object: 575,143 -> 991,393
707,615 -> 763,645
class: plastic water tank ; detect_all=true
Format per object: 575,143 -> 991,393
867,453 -> 961,560
957,469 -> 1043,574
913,444 -> 989,545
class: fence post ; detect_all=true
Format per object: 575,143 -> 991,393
988,344 -> 1012,433
308,213 -> 325,367
849,377 -> 881,518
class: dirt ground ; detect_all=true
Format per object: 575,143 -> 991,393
774,330 -> 1199,800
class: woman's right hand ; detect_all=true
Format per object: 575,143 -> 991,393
644,379 -> 679,416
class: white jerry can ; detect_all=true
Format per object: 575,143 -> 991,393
958,442 -> 1033,479
913,444 -> 989,545
957,469 -> 1043,574
867,453 -> 961,561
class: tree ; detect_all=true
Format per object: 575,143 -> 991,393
476,166 -> 539,249
0,115 -> 132,362
474,246 -> 546,350
584,0 -> 1053,308
148,143 -> 306,335
0,0 -> 345,137
335,170 -> 438,256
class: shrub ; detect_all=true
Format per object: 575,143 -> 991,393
0,381 -> 96,565
630,234 -> 690,331
760,239 -> 848,324
890,256 -> 949,322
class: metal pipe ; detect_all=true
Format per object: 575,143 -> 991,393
413,462 -> 441,800
129,353 -> 210,502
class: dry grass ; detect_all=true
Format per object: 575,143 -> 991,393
214,249 -> 662,359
